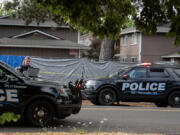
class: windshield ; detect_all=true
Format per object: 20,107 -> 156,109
0,61 -> 26,79
108,67 -> 131,78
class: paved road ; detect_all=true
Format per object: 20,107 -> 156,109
1,105 -> 180,134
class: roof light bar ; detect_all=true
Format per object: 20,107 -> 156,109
141,62 -> 152,66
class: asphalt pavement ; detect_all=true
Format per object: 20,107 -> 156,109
1,105 -> 180,134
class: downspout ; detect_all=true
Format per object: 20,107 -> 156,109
78,31 -> 80,43
78,48 -> 81,58
138,32 -> 142,63
78,32 -> 81,58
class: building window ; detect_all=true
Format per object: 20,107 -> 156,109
122,57 -> 128,62
171,58 -> 175,63
130,33 -> 137,45
122,35 -> 128,46
131,57 -> 137,63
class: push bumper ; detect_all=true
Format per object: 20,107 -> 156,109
55,84 -> 82,118
55,96 -> 82,118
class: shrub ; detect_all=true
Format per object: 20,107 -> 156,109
0,112 -> 21,125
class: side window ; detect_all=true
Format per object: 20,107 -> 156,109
149,68 -> 168,78
127,68 -> 147,79
0,68 -> 8,81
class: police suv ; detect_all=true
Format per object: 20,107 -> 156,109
82,63 -> 180,107
0,60 -> 82,126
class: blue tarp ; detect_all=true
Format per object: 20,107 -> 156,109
0,55 -> 25,68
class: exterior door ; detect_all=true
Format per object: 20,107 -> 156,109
118,67 -> 148,100
0,67 -> 20,113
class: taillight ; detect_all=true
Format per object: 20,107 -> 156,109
77,83 -> 82,89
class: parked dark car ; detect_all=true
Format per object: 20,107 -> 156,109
82,63 -> 180,107
0,60 -> 82,126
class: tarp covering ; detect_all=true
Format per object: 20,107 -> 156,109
31,58 -> 132,84
0,55 -> 25,68
0,55 -> 133,84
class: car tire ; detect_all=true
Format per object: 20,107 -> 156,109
154,102 -> 168,107
25,100 -> 55,126
98,88 -> 116,105
168,91 -> 180,108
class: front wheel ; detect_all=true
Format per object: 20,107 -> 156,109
98,88 -> 116,105
25,100 -> 55,126
168,91 -> 180,108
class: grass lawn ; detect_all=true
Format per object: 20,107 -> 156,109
0,132 -> 162,135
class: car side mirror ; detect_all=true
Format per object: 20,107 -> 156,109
122,74 -> 129,80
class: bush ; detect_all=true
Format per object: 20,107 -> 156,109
0,112 -> 21,125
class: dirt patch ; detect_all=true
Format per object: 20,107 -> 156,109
82,100 -> 156,107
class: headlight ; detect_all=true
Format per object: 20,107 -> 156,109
57,88 -> 68,96
85,80 -> 97,88
57,88 -> 65,94
86,80 -> 97,86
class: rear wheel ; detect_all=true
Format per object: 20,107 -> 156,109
168,91 -> 180,108
25,100 -> 55,126
98,88 -> 116,105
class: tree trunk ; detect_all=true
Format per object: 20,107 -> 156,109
99,37 -> 115,60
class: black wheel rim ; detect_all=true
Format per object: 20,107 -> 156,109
101,90 -> 115,104
32,106 -> 50,125
171,93 -> 180,106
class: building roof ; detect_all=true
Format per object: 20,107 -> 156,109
0,15 -> 70,28
0,38 -> 90,50
161,52 -> 180,58
12,30 -> 62,40
121,26 -> 170,35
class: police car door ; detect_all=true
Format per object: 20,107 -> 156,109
144,67 -> 169,99
0,67 -> 19,113
120,67 -> 148,100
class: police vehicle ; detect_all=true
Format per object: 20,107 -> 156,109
0,60 -> 82,126
82,63 -> 180,107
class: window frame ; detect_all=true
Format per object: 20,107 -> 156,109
130,57 -> 137,63
122,35 -> 128,46
130,33 -> 137,45
127,67 -> 147,79
148,67 -> 170,78
122,57 -> 128,63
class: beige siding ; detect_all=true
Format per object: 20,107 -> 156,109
141,33 -> 180,63
120,33 -> 140,62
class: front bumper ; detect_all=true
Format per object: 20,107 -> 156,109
55,84 -> 82,118
55,95 -> 82,118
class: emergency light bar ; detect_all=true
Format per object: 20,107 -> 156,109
141,62 -> 152,66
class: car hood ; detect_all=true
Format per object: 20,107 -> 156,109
86,77 -> 117,84
26,78 -> 62,88
96,77 -> 117,82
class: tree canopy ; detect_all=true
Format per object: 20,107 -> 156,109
5,0 -> 180,45
3,0 -> 180,60
0,3 -> 13,16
